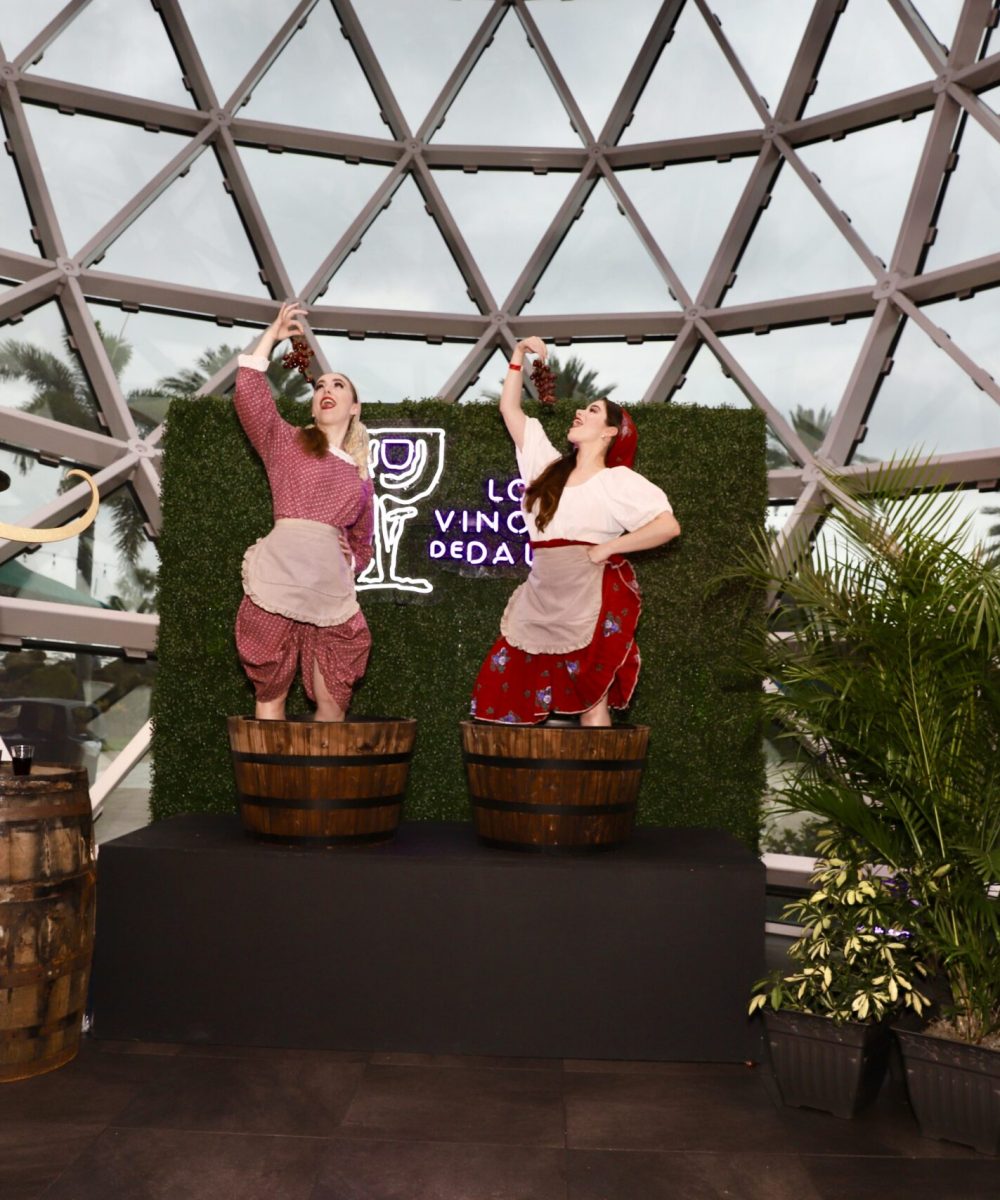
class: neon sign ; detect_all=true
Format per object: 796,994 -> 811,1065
359,429 -> 530,595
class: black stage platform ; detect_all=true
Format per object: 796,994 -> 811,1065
92,815 -> 764,1062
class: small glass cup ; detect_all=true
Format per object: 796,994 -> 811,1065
10,744 -> 33,776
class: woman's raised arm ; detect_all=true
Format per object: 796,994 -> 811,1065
499,336 -> 547,450
250,300 -> 306,361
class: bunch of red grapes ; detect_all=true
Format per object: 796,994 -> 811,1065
530,358 -> 557,405
282,337 -> 316,384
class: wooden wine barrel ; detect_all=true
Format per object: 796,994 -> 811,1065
0,764 -> 96,1082
460,720 -> 649,850
228,717 -> 416,845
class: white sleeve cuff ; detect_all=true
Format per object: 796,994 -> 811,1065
237,354 -> 269,371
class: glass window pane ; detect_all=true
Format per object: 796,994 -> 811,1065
432,8 -> 580,147
240,1 -> 386,136
532,340 -> 671,406
238,148 -> 390,295
522,179 -> 677,314
528,0 -> 662,137
0,0 -> 70,59
803,1 -> 933,117
795,113 -> 931,267
351,0 -> 488,134
24,104 -> 191,258
0,114 -> 41,257
912,1 -> 962,49
25,0 -> 193,108
923,114 -> 1000,271
0,300 -> 105,434
918,290 -> 1000,390
621,157 -> 757,300
323,176 -> 477,312
710,1 -> 814,114
177,0 -> 299,106
622,1 -> 761,144
723,159 -> 873,306
314,334 -> 475,403
859,317 -> 1000,461
97,751 -> 152,844
460,346 -> 513,405
671,343 -> 752,409
98,149 -> 269,296
432,168 -> 577,309
721,319 -> 871,457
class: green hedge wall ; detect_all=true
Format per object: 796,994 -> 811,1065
152,395 -> 766,847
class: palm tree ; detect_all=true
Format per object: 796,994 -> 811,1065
766,405 -> 833,470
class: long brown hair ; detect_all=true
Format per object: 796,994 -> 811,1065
524,399 -> 623,532
297,374 -> 360,460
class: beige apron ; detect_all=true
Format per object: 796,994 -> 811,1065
242,518 -> 358,627
500,543 -> 603,655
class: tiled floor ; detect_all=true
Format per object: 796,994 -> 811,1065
2,1035 -> 996,1200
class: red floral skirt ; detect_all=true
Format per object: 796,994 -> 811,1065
470,552 -> 642,725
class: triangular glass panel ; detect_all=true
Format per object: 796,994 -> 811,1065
238,148 -> 390,295
796,113 -> 931,267
314,334 -> 473,403
84,302 -> 304,432
322,176 -> 477,312
432,168 -> 577,309
919,291 -> 1000,390
723,159 -> 873,306
460,347 -> 513,405
521,178 -> 677,315
622,157 -> 756,300
25,0 -> 193,108
177,0 -> 299,107
721,318 -> 871,454
0,298 -> 104,434
0,116 -> 41,257
912,1 -> 962,50
709,1 -> 814,114
0,0 -> 70,59
623,1 -> 762,144
529,0 -> 662,138
431,8 -> 581,147
670,343 -> 752,409
534,340 -> 671,406
803,0 -> 934,117
87,483 -> 160,610
859,316 -> 1000,461
23,105 -> 190,258
924,114 -> 1000,271
240,1 -> 386,136
98,149 -> 269,297
351,0 -> 487,135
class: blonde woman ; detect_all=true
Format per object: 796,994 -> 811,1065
233,302 -> 373,721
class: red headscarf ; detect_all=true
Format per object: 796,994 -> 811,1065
606,406 -> 636,469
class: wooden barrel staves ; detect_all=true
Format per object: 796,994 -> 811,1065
228,717 -> 417,845
0,764 -> 96,1082
460,720 -> 649,850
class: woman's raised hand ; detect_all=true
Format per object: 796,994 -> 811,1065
513,336 -> 547,364
270,301 -> 307,343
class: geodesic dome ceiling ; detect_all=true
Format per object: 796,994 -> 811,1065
1,1 -> 1000,796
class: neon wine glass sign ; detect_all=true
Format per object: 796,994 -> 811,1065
358,429 -> 529,595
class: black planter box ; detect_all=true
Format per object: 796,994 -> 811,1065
895,1027 -> 1000,1155
764,1010 -> 892,1118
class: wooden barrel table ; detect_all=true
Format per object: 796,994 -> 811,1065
460,720 -> 649,850
228,717 -> 416,845
0,764 -> 96,1082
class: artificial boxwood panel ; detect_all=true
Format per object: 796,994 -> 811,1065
152,396 -> 766,847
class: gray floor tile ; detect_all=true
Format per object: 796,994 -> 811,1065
567,1149 -> 824,1200
0,1121 -> 102,1200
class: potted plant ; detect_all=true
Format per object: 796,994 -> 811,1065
751,826 -> 930,1118
739,464 -> 1000,1152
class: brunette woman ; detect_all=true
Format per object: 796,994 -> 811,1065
234,302 -> 374,721
471,337 -> 680,727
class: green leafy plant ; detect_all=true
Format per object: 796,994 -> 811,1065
738,460 -> 1000,1043
751,827 -> 930,1024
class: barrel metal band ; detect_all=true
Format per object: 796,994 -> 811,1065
0,950 -> 93,989
462,752 -> 645,772
239,793 -> 404,811
233,751 -> 411,767
469,794 -> 634,816
0,1009 -> 83,1040
252,829 -> 394,846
